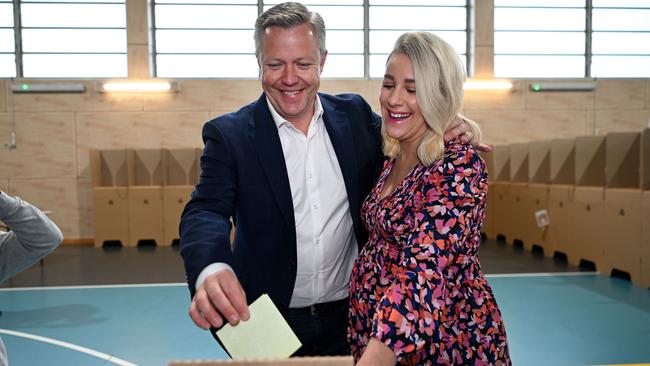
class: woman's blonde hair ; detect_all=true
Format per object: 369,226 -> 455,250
382,32 -> 482,166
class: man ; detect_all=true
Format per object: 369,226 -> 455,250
179,2 -> 476,356
1,190 -> 63,366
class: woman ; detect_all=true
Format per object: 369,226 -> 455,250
348,32 -> 511,365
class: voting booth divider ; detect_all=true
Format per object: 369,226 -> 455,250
482,129 -> 650,288
90,148 -> 199,247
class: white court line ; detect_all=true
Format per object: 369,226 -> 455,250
0,283 -> 186,291
0,329 -> 137,366
487,271 -> 599,278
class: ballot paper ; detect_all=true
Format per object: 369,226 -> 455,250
216,294 -> 302,359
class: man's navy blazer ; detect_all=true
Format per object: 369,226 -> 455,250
179,92 -> 383,309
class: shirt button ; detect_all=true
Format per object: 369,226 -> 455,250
315,239 -> 320,245
313,203 -> 319,210
307,172 -> 313,179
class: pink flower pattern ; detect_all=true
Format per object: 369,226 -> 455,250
348,141 -> 511,365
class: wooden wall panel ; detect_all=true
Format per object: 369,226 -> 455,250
595,110 -> 650,135
526,89 -> 594,110
76,178 -> 94,238
9,81 -> 143,112
0,179 -> 8,192
596,80 -> 646,110
464,81 -> 526,110
466,110 -> 589,145
128,45 -> 151,78
0,81 -> 6,112
76,111 -> 208,177
1,78 -> 649,240
143,80 -> 262,111
473,46 -> 494,79
127,0 -> 148,45
9,178 -> 85,238
475,0 -> 494,47
0,113 -> 76,178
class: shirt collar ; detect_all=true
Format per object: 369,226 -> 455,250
266,95 -> 324,131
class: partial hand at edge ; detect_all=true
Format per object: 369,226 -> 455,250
443,117 -> 493,153
189,269 -> 250,330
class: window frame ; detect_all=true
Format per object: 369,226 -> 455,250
493,0 -> 650,78
10,0 -> 128,78
149,0 -> 472,79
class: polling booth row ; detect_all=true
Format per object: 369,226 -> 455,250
90,148 -> 200,248
481,129 -> 650,288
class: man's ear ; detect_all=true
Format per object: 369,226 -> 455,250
319,50 -> 328,74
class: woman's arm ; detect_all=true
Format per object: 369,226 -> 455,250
356,338 -> 397,366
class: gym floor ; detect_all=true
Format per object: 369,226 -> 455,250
1,240 -> 648,365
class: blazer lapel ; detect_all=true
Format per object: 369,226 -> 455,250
321,96 -> 360,230
250,94 -> 296,236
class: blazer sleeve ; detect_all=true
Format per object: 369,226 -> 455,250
369,143 -> 488,361
179,120 -> 238,297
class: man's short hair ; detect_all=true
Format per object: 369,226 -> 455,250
254,2 -> 326,61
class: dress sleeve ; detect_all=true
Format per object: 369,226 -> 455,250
370,144 -> 488,362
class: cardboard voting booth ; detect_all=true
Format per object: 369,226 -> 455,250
642,191 -> 650,288
643,129 -> 650,191
163,148 -> 198,246
601,132 -> 642,283
547,185 -> 574,259
91,147 -> 201,247
550,138 -> 575,186
642,129 -> 650,287
568,136 -> 607,268
504,143 -> 528,245
602,189 -> 642,283
490,145 -> 512,241
128,149 -> 165,247
567,187 -> 605,268
515,141 -> 552,251
90,149 -> 130,248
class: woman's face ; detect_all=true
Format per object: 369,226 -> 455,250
379,52 -> 428,147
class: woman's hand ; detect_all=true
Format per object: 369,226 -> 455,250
356,338 -> 397,366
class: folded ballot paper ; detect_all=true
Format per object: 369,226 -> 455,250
216,294 -> 302,359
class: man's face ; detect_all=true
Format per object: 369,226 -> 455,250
259,22 -> 326,127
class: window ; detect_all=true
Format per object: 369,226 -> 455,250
153,0 -> 258,78
591,0 -> 650,77
495,0 -> 650,78
494,0 -> 586,78
153,0 -> 364,78
153,0 -> 467,78
266,0 -> 365,78
369,0 -> 468,78
20,0 -> 127,77
0,0 -> 14,77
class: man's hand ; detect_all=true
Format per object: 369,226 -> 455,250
189,270 -> 250,330
444,116 -> 493,152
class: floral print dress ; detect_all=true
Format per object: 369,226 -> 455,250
348,140 -> 510,365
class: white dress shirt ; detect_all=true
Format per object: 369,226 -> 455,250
196,96 -> 358,308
